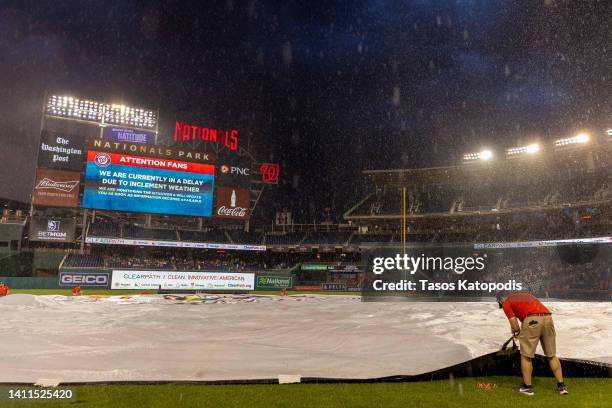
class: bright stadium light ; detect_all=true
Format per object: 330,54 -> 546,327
45,94 -> 157,129
463,149 -> 494,163
506,143 -> 540,157
554,132 -> 590,148
606,128 -> 612,139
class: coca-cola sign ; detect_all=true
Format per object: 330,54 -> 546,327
32,169 -> 81,208
217,206 -> 248,217
215,186 -> 250,220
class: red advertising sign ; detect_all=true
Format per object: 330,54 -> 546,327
215,187 -> 250,220
32,168 -> 81,208
174,121 -> 239,151
260,163 -> 280,184
86,151 -> 215,175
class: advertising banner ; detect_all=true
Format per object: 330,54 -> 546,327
82,151 -> 215,216
85,236 -> 266,251
37,130 -> 86,171
321,282 -> 347,291
103,127 -> 154,145
215,186 -> 250,219
32,168 -> 81,208
111,270 -> 255,290
59,271 -> 110,287
29,217 -> 76,242
216,153 -> 251,188
256,275 -> 293,289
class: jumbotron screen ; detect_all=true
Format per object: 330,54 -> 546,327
82,150 -> 215,216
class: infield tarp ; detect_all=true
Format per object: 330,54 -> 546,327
0,294 -> 610,383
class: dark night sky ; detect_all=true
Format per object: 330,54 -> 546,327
0,0 -> 610,222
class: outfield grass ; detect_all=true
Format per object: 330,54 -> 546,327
7,289 -> 360,296
0,377 -> 609,408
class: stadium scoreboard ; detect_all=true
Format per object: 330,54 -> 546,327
34,95 -> 258,225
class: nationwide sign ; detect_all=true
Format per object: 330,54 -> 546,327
32,169 -> 81,208
59,271 -> 110,287
173,121 -> 239,151
37,130 -> 86,171
255,275 -> 293,290
215,186 -> 250,220
29,216 -> 76,242
85,236 -> 266,251
103,127 -> 154,145
111,270 -> 255,290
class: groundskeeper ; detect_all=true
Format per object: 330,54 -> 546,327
497,292 -> 568,396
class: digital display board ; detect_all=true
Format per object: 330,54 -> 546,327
103,127 -> 154,144
82,151 -> 215,216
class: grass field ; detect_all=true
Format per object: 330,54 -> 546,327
0,377 -> 610,408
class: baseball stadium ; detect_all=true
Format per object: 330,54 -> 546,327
0,2 -> 611,408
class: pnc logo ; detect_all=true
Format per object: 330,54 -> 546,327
220,164 -> 250,176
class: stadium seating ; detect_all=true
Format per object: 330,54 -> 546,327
62,253 -> 104,268
302,231 -> 352,245
265,232 -> 305,245
349,234 -> 393,244
179,230 -> 228,243
88,222 -> 120,237
227,230 -> 263,244
123,225 -> 178,241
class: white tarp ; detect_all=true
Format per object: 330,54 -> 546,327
0,294 -> 610,383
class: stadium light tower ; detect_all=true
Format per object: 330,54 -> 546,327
506,143 -> 540,158
554,132 -> 590,148
463,149 -> 494,163
45,94 -> 158,130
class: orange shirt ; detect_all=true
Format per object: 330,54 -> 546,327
502,293 -> 551,321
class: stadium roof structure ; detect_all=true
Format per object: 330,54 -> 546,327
363,141 -> 612,186
344,139 -> 612,223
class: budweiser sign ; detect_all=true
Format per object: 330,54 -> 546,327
36,178 -> 79,192
215,186 -> 250,220
32,169 -> 80,208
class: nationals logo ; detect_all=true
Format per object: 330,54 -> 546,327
36,178 -> 79,192
94,152 -> 111,167
260,163 -> 280,184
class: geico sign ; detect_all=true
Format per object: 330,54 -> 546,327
60,273 -> 108,286
217,206 -> 248,217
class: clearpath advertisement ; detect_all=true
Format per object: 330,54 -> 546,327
82,151 -> 215,216
111,270 -> 255,290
